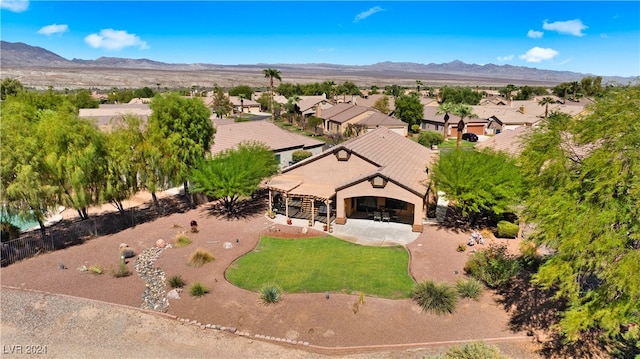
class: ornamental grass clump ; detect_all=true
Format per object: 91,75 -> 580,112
259,283 -> 282,305
455,278 -> 484,300
443,341 -> 509,359
168,274 -> 186,289
174,233 -> 192,248
189,282 -> 209,297
412,280 -> 457,315
188,248 -> 214,268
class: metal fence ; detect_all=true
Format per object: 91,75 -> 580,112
1,235 -> 57,267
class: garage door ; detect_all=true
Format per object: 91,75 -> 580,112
467,124 -> 485,135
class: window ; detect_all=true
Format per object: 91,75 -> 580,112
274,154 -> 281,164
385,198 -> 407,210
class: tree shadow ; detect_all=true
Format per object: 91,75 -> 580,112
205,190 -> 269,220
496,270 -> 611,358
437,205 -> 498,233
2,194 -> 191,267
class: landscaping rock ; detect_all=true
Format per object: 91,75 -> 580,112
134,246 -> 170,312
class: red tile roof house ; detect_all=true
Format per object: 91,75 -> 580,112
316,103 -> 408,137
210,120 -> 324,168
266,128 -> 436,232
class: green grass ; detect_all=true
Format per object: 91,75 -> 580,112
439,138 -> 476,149
226,236 -> 414,299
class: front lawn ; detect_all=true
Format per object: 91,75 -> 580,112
226,236 -> 414,299
439,138 -> 476,149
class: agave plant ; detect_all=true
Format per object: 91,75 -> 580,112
260,283 -> 282,304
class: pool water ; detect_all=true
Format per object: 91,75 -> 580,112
1,213 -> 40,231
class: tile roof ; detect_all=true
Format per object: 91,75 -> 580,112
474,126 -> 532,156
356,112 -> 406,127
79,104 -> 151,127
210,120 -> 324,154
273,128 -> 434,198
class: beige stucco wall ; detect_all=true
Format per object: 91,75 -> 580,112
335,178 -> 425,228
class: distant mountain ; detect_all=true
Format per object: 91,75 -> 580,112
0,41 -> 631,85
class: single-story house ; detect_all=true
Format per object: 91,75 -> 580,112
78,103 -> 152,130
317,103 -> 408,136
210,120 -> 324,168
265,128 -> 436,232
474,126 -> 533,156
229,96 -> 261,114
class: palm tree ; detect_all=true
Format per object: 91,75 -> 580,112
538,96 -> 554,118
263,68 -> 282,121
503,84 -> 518,102
436,102 -> 457,138
452,104 -> 477,148
416,80 -> 423,93
570,81 -> 581,102
238,94 -> 246,114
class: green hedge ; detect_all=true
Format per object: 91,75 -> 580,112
496,220 -> 519,238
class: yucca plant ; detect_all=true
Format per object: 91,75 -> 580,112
189,282 -> 209,297
412,280 -> 457,315
168,274 -> 186,288
188,248 -> 214,268
455,278 -> 484,300
88,264 -> 104,275
259,283 -> 282,304
174,233 -> 192,248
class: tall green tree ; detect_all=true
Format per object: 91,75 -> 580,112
0,99 -> 58,237
520,85 -> 640,352
211,88 -> 233,118
537,96 -> 555,118
432,149 -> 523,224
36,109 -> 107,220
395,94 -> 423,133
102,115 -> 145,213
229,85 -> 254,99
452,104 -> 477,148
0,77 -> 24,100
147,93 -> 215,208
436,102 -> 457,138
191,142 -> 278,214
263,68 -> 282,121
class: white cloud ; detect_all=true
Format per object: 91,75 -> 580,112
497,55 -> 514,61
354,6 -> 384,23
519,47 -> 559,63
84,29 -> 149,51
527,30 -> 544,39
37,24 -> 69,36
0,0 -> 29,12
543,19 -> 588,36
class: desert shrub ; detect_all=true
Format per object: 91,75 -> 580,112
456,243 -> 467,252
444,341 -> 509,359
417,130 -> 445,148
1,221 -> 21,242
189,282 -> 209,297
168,275 -> 186,289
496,220 -> 519,238
188,248 -> 214,268
455,278 -> 484,300
519,239 -> 541,270
291,150 -> 313,164
464,244 -> 520,288
412,280 -> 457,315
260,283 -> 282,304
88,264 -> 104,275
174,233 -> 192,248
111,262 -> 131,278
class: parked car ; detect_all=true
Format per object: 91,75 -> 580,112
462,133 -> 479,142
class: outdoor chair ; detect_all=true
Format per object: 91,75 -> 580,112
382,211 -> 391,222
373,210 -> 382,222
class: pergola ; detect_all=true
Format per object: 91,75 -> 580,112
266,175 -> 335,227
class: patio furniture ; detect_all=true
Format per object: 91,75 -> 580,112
382,211 -> 391,222
366,208 -> 374,220
373,210 -> 382,222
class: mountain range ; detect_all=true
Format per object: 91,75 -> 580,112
0,41 -> 631,88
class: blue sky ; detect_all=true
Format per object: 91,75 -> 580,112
1,1 -> 639,77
